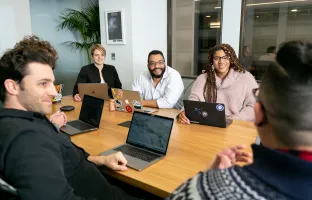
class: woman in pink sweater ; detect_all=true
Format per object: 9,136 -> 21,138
179,44 -> 258,123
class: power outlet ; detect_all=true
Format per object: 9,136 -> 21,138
111,52 -> 116,60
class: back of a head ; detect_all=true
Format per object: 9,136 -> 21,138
267,46 -> 276,54
260,41 -> 312,146
0,35 -> 58,103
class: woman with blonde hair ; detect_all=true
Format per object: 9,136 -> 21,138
179,44 -> 258,123
73,44 -> 122,101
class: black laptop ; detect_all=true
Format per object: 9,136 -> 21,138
183,100 -> 233,128
60,95 -> 104,135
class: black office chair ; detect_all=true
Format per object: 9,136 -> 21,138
0,173 -> 18,200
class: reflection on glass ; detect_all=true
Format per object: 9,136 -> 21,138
240,0 -> 312,80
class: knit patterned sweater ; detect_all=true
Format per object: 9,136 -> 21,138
188,68 -> 258,121
167,145 -> 312,200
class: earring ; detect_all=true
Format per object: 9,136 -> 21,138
211,64 -> 214,71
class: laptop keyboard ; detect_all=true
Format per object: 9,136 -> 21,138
114,145 -> 160,162
67,120 -> 95,131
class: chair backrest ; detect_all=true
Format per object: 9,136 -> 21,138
251,60 -> 273,80
0,173 -> 18,200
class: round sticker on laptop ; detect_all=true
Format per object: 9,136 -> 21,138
202,111 -> 208,117
216,104 -> 224,111
126,105 -> 133,113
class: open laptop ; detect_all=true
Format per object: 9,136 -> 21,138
183,100 -> 233,128
78,83 -> 109,100
100,111 -> 174,171
60,95 -> 104,135
111,88 -> 158,113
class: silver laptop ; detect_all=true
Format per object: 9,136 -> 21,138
111,88 -> 158,113
78,83 -> 109,100
60,95 -> 104,136
101,111 -> 174,171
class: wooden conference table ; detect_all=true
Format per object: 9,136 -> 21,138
52,96 -> 258,198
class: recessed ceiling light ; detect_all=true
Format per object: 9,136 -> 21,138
214,7 -> 221,9
206,16 -> 211,18
256,16 -> 259,18
291,9 -> 298,12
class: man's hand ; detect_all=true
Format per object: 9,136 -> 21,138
208,145 -> 252,170
88,152 -> 128,171
109,99 -> 116,111
49,111 -> 67,127
178,111 -> 190,124
74,94 -> 81,102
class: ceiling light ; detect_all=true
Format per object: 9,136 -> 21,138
214,7 -> 221,9
291,9 -> 298,12
206,15 -> 211,18
247,0 -> 306,7
256,15 -> 259,18
210,22 -> 220,26
210,25 -> 220,29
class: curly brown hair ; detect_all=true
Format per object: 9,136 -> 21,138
0,35 -> 58,102
204,44 -> 245,103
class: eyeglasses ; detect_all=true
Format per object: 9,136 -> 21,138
213,55 -> 230,61
148,60 -> 165,67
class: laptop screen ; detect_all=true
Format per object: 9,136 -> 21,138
127,112 -> 174,154
79,95 -> 104,127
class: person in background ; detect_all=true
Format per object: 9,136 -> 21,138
259,46 -> 276,62
178,44 -> 258,123
73,44 -> 122,101
168,40 -> 312,200
109,50 -> 184,110
240,45 -> 253,70
0,35 -> 139,200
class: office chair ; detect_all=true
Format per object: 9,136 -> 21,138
0,173 -> 18,200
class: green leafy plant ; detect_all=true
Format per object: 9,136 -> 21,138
57,0 -> 100,63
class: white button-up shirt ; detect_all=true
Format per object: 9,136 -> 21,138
132,66 -> 184,109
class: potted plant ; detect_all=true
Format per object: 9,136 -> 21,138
57,0 -> 100,63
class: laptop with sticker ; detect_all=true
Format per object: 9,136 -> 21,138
111,88 -> 158,113
183,100 -> 233,128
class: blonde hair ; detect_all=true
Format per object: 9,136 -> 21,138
90,44 -> 106,56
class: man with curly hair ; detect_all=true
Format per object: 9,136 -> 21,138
0,36 -> 140,200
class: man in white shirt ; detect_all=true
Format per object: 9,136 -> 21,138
259,46 -> 276,62
132,50 -> 184,109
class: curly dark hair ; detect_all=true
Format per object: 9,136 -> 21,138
0,35 -> 58,102
204,44 -> 245,102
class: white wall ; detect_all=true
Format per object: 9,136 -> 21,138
131,0 -> 167,79
100,0 -> 133,89
0,0 -> 32,55
99,0 -> 167,89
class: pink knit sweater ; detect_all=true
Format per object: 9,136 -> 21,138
188,68 -> 258,121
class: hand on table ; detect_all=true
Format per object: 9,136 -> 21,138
49,111 -> 67,127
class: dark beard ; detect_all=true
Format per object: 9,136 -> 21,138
149,66 -> 166,78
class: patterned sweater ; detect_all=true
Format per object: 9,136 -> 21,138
188,68 -> 258,121
167,145 -> 312,200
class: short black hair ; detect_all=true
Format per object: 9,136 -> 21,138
260,41 -> 312,146
147,50 -> 165,63
0,35 -> 58,102
267,46 -> 276,54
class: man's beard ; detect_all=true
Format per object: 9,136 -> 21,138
149,66 -> 166,78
